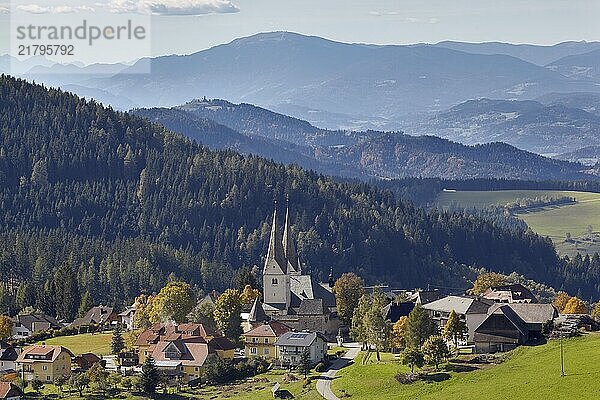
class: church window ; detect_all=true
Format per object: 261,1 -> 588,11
272,278 -> 278,285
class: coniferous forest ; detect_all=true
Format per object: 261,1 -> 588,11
1,75 -> 600,320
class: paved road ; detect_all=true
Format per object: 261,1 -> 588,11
316,343 -> 361,400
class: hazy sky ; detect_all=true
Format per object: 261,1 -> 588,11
2,0 -> 600,59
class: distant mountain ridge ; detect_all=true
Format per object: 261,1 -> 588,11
410,98 -> 600,157
21,32 -> 600,132
136,98 -> 596,181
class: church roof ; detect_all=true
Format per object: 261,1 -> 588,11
264,207 -> 287,275
298,299 -> 327,315
290,275 -> 336,308
283,205 -> 300,274
248,297 -> 269,323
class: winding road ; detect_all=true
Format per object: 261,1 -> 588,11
316,343 -> 361,400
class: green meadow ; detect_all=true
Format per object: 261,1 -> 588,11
332,334 -> 600,400
436,190 -> 600,256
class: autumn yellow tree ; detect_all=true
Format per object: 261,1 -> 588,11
213,289 -> 242,342
592,303 -> 600,321
562,297 -> 588,314
389,316 -> 408,351
552,292 -> 572,313
240,285 -> 261,307
468,272 -> 506,295
133,294 -> 154,329
0,316 -> 13,339
443,310 -> 468,347
149,281 -> 195,324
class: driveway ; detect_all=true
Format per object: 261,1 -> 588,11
316,343 -> 361,400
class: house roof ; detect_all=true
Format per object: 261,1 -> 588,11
16,345 -> 74,363
414,290 -> 444,305
383,302 -> 414,323
298,299 -> 327,315
483,284 -> 539,303
135,323 -> 216,346
74,353 -> 101,364
489,303 -> 557,325
149,340 -> 210,367
118,306 -> 137,317
71,306 -> 116,327
12,313 -> 62,331
290,275 -> 336,308
248,298 -> 269,323
275,331 -> 325,347
423,295 -> 493,315
243,321 -> 291,338
208,337 -> 237,352
0,347 -> 19,362
0,382 -> 23,399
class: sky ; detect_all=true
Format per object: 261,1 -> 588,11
1,0 -> 600,61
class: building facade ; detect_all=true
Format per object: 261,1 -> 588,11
16,345 -> 73,383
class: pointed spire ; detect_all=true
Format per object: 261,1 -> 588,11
283,198 -> 300,275
248,297 -> 269,323
264,201 -> 286,274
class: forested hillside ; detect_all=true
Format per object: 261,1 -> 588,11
0,75 -> 598,321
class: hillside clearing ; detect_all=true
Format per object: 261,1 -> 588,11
436,190 -> 600,256
36,333 -> 113,356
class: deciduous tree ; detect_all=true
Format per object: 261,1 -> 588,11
443,310 -> 468,347
0,315 -> 13,339
333,273 -> 365,325
553,292 -> 572,313
400,347 -> 424,373
562,297 -> 588,314
240,285 -> 261,308
422,335 -> 450,370
390,316 -> 408,351
149,281 -> 195,324
469,272 -> 506,295
213,289 -> 243,342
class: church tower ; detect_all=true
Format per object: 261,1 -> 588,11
262,204 -> 291,312
283,202 -> 301,276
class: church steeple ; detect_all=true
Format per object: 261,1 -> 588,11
283,199 -> 300,275
264,202 -> 286,275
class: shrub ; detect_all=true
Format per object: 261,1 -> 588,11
302,377 -> 311,388
395,372 -> 420,384
315,361 -> 328,372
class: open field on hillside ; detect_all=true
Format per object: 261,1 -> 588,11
332,334 -> 600,400
436,190 -> 600,256
35,333 -> 113,356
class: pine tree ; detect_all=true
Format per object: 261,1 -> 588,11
404,304 -> 438,348
78,291 -> 94,318
298,348 -> 311,378
139,356 -> 160,394
111,325 -> 125,355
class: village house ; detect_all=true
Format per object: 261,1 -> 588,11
275,331 -> 327,367
16,345 -> 73,383
11,313 -> 62,339
243,320 -> 291,359
474,303 -> 557,353
423,295 -> 494,343
73,353 -> 105,372
0,341 -> 19,375
0,382 -> 23,400
135,323 -> 235,383
482,283 -> 539,304
118,305 -> 137,331
71,306 -> 119,330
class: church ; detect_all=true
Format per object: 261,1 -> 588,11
251,203 -> 340,337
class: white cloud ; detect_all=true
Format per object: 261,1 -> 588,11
0,2 -> 10,13
101,0 -> 239,15
16,4 -> 96,13
368,10 -> 399,17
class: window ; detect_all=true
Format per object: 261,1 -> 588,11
42,365 -> 48,371
264,348 -> 270,355
195,367 -> 199,372
46,376 -> 51,382
264,338 -> 269,344
272,278 -> 278,284
250,347 -> 257,355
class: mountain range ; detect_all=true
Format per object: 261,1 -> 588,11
133,98 -> 597,181
7,32 -> 600,133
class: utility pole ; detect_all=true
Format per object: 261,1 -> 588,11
560,335 -> 565,377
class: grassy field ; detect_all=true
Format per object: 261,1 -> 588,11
36,333 -> 113,356
23,370 -> 321,400
435,190 -> 600,256
332,334 -> 600,400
